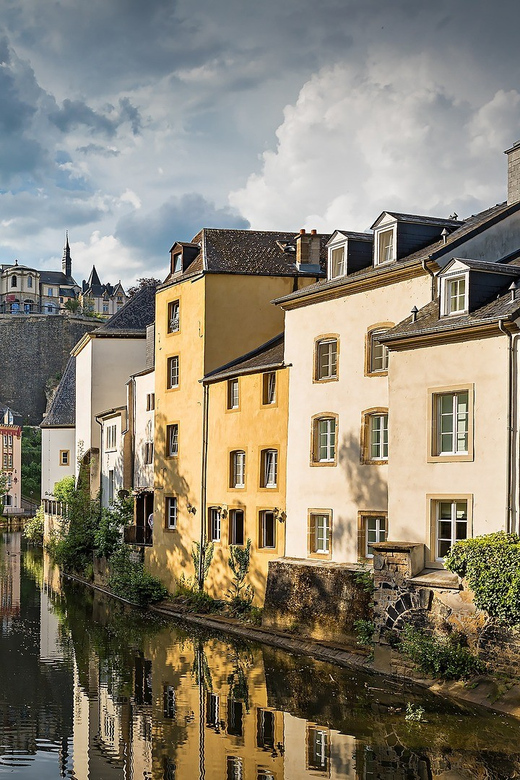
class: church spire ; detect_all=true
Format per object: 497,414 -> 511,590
62,231 -> 72,278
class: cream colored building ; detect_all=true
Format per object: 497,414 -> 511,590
276,172 -> 520,566
98,406 -> 127,507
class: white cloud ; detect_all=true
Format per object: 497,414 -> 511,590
230,60 -> 520,232
70,232 -> 142,287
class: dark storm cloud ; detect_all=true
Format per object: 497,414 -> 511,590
76,144 -> 121,157
49,97 -> 142,138
116,194 -> 250,257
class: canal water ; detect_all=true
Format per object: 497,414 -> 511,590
2,531 -> 520,779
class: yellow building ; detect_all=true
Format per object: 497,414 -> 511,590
148,228 -> 325,595
202,334 -> 288,604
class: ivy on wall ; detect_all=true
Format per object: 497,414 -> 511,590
445,532 -> 520,626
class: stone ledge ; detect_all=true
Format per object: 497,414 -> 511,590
270,556 -> 366,571
408,568 -> 460,590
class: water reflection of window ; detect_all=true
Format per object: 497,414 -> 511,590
134,655 -> 152,705
362,746 -> 377,778
103,713 -> 115,744
163,684 -> 176,719
227,756 -> 243,780
163,757 -> 176,780
257,708 -> 275,749
306,725 -> 329,772
227,698 -> 243,737
257,771 -> 275,780
206,693 -> 220,728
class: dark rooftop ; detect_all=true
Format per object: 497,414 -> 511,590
41,356 -> 76,428
371,211 -> 463,229
203,333 -> 284,383
94,282 -> 157,335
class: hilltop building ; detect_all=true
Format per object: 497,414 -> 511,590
0,404 -> 22,513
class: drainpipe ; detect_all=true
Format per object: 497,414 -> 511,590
498,319 -> 514,533
199,383 -> 209,590
422,258 -> 436,301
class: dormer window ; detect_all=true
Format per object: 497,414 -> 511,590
172,253 -> 182,274
328,246 -> 345,279
442,274 -> 468,316
375,228 -> 395,265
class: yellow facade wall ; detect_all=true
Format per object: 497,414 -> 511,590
205,366 -> 288,605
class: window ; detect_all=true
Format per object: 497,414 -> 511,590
60,450 -> 70,466
306,726 -> 329,772
168,300 -> 180,332
27,276 -> 32,288
167,356 -> 179,389
367,328 -> 390,374
102,303 -> 108,313
163,685 -> 176,719
308,512 -> 331,556
376,228 -> 395,264
7,453 -> 12,469
261,449 -> 278,488
329,245 -> 346,278
144,442 -> 154,464
106,424 -> 117,450
166,424 -> 179,457
166,496 -> 178,529
229,509 -> 245,545
2,435 -> 6,446
48,287 -> 53,296
444,275 -> 467,316
257,709 -> 275,749
230,450 -> 245,488
10,275 -> 17,288
369,414 -> 388,461
8,435 -> 12,446
434,391 -> 469,456
313,416 -> 337,464
259,511 -> 276,549
435,499 -> 468,560
227,700 -> 243,737
206,693 -> 220,728
228,378 -> 239,409
366,515 -> 387,558
146,392 -> 155,411
172,253 -> 182,273
208,507 -> 221,542
315,338 -> 338,381
262,372 -> 276,405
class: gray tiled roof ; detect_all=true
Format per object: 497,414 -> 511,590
328,230 -> 373,242
372,211 -> 463,229
40,270 -> 77,286
162,229 -> 330,286
274,202 -> 516,306
203,334 -> 284,383
41,356 -> 76,428
94,282 -> 156,334
443,258 -> 520,275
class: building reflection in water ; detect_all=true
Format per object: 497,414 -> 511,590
0,531 -> 21,627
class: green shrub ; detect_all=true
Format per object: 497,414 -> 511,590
399,625 -> 484,680
94,495 -> 133,559
354,618 -> 375,646
108,548 -> 168,607
444,532 -> 520,626
23,504 -> 45,545
228,538 -> 254,610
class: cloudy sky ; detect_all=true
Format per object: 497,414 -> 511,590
1,0 -> 520,287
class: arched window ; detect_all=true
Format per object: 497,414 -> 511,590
11,275 -> 17,288
27,275 -> 33,288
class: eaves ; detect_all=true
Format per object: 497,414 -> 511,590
384,320 -> 518,352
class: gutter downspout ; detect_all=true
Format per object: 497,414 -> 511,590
422,258 -> 436,301
199,383 -> 209,590
498,319 -> 514,533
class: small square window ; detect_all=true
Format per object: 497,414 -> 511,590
262,372 -> 276,405
167,356 -> 179,389
166,496 -> 178,529
315,339 -> 338,381
60,450 -> 70,466
168,300 -> 180,332
228,378 -> 239,409
166,424 -> 179,457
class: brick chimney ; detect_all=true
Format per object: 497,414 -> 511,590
505,141 -> 520,205
295,228 -> 321,270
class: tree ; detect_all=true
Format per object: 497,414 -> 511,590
64,299 -> 81,314
127,278 -> 161,298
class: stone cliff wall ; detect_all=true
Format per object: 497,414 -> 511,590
0,315 -> 97,424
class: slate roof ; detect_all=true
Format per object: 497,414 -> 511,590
41,356 -> 76,428
40,270 -> 77,286
443,258 -> 520,275
371,211 -> 463,229
328,230 -> 373,242
93,282 -> 157,334
274,202 -> 518,306
0,405 -> 22,426
203,334 -> 284,383
162,229 -> 330,286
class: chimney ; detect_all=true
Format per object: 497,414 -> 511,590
505,141 -> 520,205
296,228 -> 321,270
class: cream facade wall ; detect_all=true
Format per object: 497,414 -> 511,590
283,713 -> 357,779
41,427 -> 75,499
204,366 -> 288,605
283,271 -> 431,564
133,370 -> 155,491
100,412 -> 124,508
387,333 -> 511,563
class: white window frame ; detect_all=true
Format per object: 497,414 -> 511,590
369,414 -> 388,461
231,450 -> 245,487
307,727 -> 329,772
315,417 -> 336,463
435,499 -> 468,561
168,299 -> 180,332
208,507 -> 221,542
374,225 -> 396,265
315,339 -> 338,380
328,244 -> 346,279
167,356 -> 179,389
105,424 -> 117,450
263,372 -> 276,405
310,513 -> 331,555
369,329 -> 389,373
166,496 -> 178,529
366,515 -> 387,558
228,378 -> 239,409
167,424 -> 179,457
259,510 -> 276,549
435,391 -> 469,456
262,449 -> 278,488
442,273 -> 468,316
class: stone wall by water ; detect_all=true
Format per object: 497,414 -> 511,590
0,315 -> 97,424
263,558 -> 372,644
